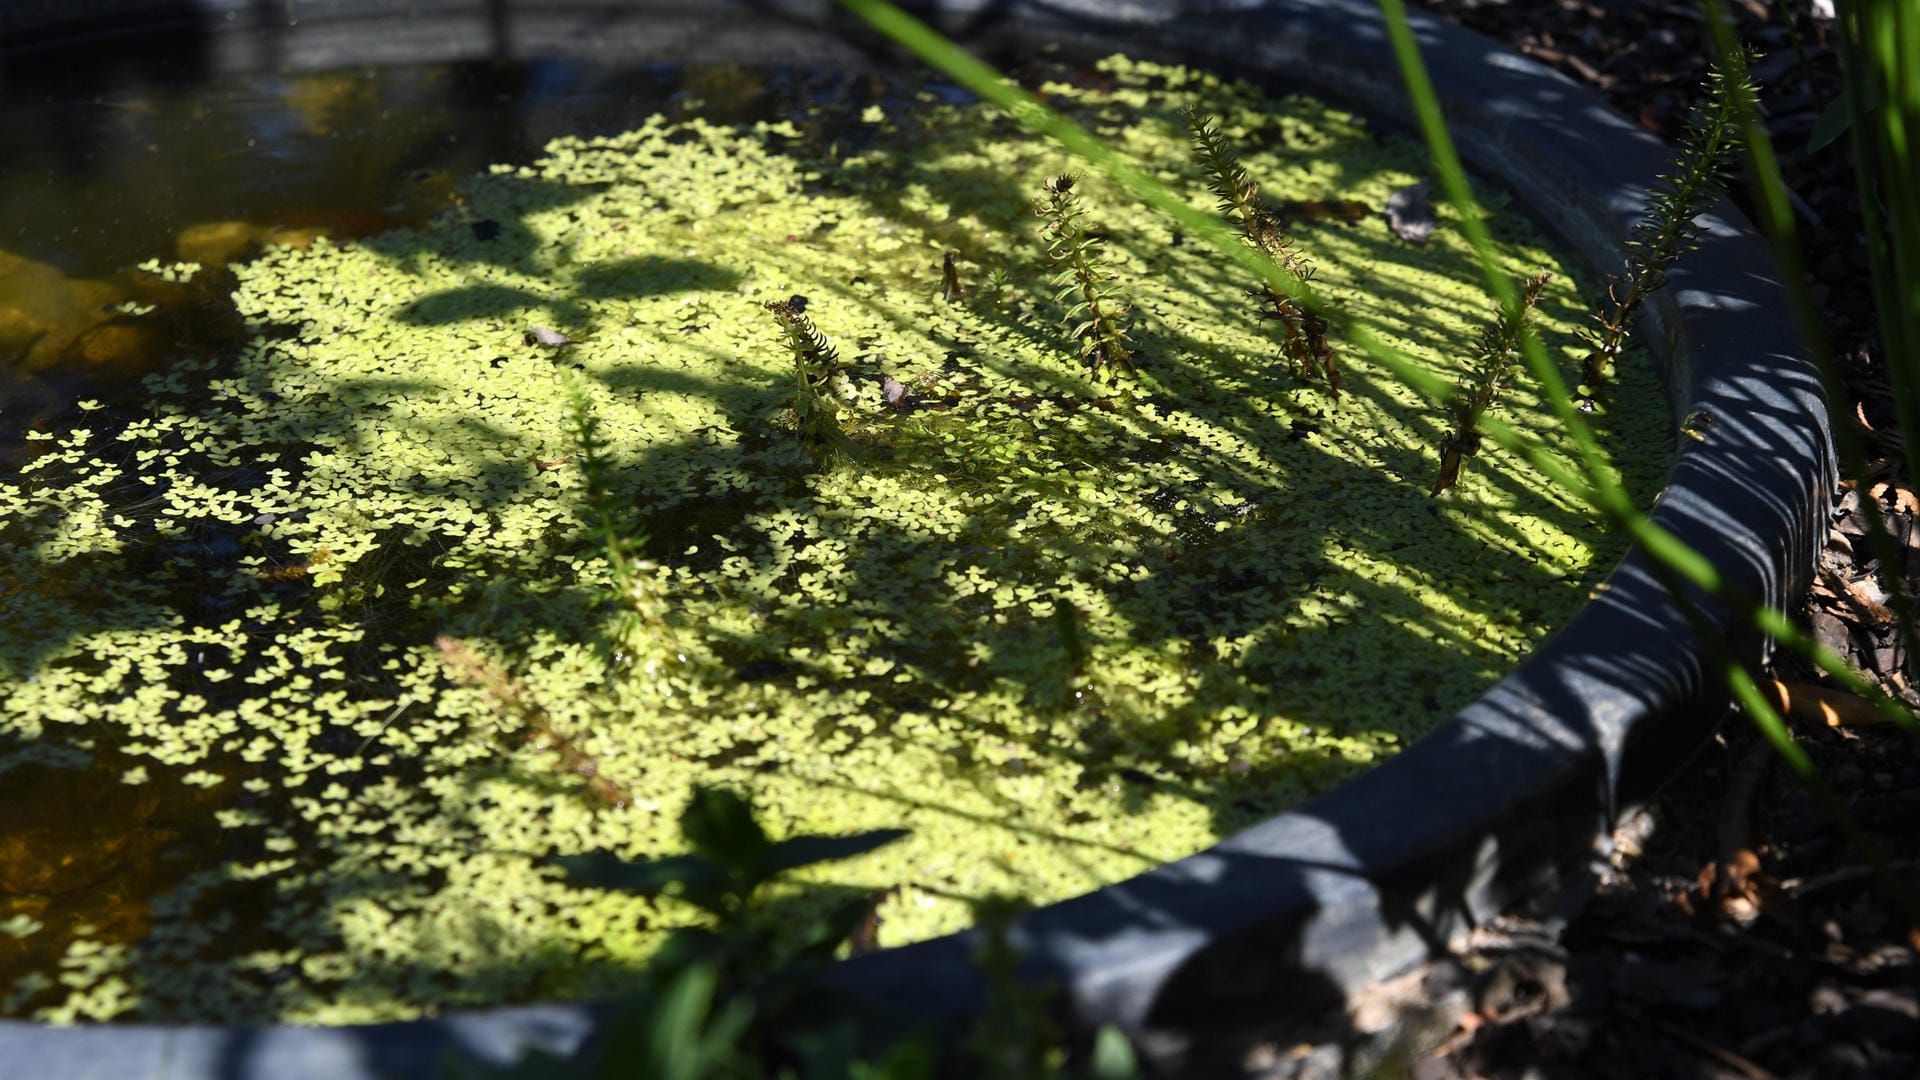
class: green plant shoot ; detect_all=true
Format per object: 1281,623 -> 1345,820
1576,52 -> 1755,410
563,371 -> 678,673
765,297 -> 849,457
1037,175 -> 1137,379
1433,271 -> 1551,496
1183,105 -> 1340,398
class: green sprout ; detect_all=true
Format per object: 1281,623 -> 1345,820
764,296 -> 849,457
1432,271 -> 1552,496
1183,106 -> 1340,398
562,371 -> 678,674
1037,175 -> 1138,380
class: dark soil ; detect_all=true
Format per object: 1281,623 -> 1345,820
1385,2 -> 1920,1078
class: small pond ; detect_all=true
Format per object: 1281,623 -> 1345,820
0,30 -> 1671,1025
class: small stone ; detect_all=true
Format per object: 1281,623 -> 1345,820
1385,180 -> 1436,244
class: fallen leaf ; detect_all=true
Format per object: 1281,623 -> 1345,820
1821,568 -> 1896,626
1769,679 -> 1901,727
1385,181 -> 1436,244
1870,479 -> 1920,514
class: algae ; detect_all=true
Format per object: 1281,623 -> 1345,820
0,56 -> 1670,1024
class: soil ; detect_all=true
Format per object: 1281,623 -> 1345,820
1341,3 -> 1920,1078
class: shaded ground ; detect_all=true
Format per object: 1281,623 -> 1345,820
1388,2 -> 1920,1078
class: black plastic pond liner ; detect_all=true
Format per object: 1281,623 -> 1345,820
0,0 -> 1830,1075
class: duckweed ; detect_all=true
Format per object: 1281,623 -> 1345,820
0,56 -> 1669,1024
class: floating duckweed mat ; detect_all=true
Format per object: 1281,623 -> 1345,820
0,56 -> 1668,1024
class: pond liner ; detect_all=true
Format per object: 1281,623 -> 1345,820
0,0 -> 1828,1075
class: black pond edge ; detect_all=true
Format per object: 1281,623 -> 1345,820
0,1 -> 1830,1076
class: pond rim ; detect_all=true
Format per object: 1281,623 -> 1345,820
0,0 -> 1828,1075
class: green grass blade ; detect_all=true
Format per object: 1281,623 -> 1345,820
1695,0 -> 1920,726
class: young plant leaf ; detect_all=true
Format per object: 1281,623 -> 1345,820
680,784 -> 774,872
1576,51 -> 1755,409
1087,1025 -> 1141,1080
1184,106 -> 1341,395
1036,174 -> 1138,379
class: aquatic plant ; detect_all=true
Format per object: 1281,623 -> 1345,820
561,372 -> 678,674
1182,106 -> 1340,398
1575,52 -> 1755,410
0,53 -> 1666,1023
942,249 -> 966,304
1432,271 -> 1551,496
765,296 -> 848,457
471,787 -> 1136,1079
1036,175 -> 1137,380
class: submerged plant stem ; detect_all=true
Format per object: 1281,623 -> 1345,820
435,636 -> 631,809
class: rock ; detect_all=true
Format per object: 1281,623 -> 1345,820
1385,180 -> 1437,244
72,319 -> 168,379
0,249 -> 122,372
0,762 -> 162,897
175,220 -> 265,269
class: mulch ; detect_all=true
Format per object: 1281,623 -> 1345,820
1379,2 -> 1920,1077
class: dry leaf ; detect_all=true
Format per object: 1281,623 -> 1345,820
1821,568 -> 1896,626
1769,679 -> 1899,727
1870,480 -> 1920,514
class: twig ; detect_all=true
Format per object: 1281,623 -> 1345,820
436,636 -> 631,809
1655,1019 -> 1782,1080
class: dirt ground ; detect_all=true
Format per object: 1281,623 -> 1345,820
1378,3 -> 1920,1078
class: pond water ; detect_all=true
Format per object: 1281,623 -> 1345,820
0,40 -> 1671,1026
